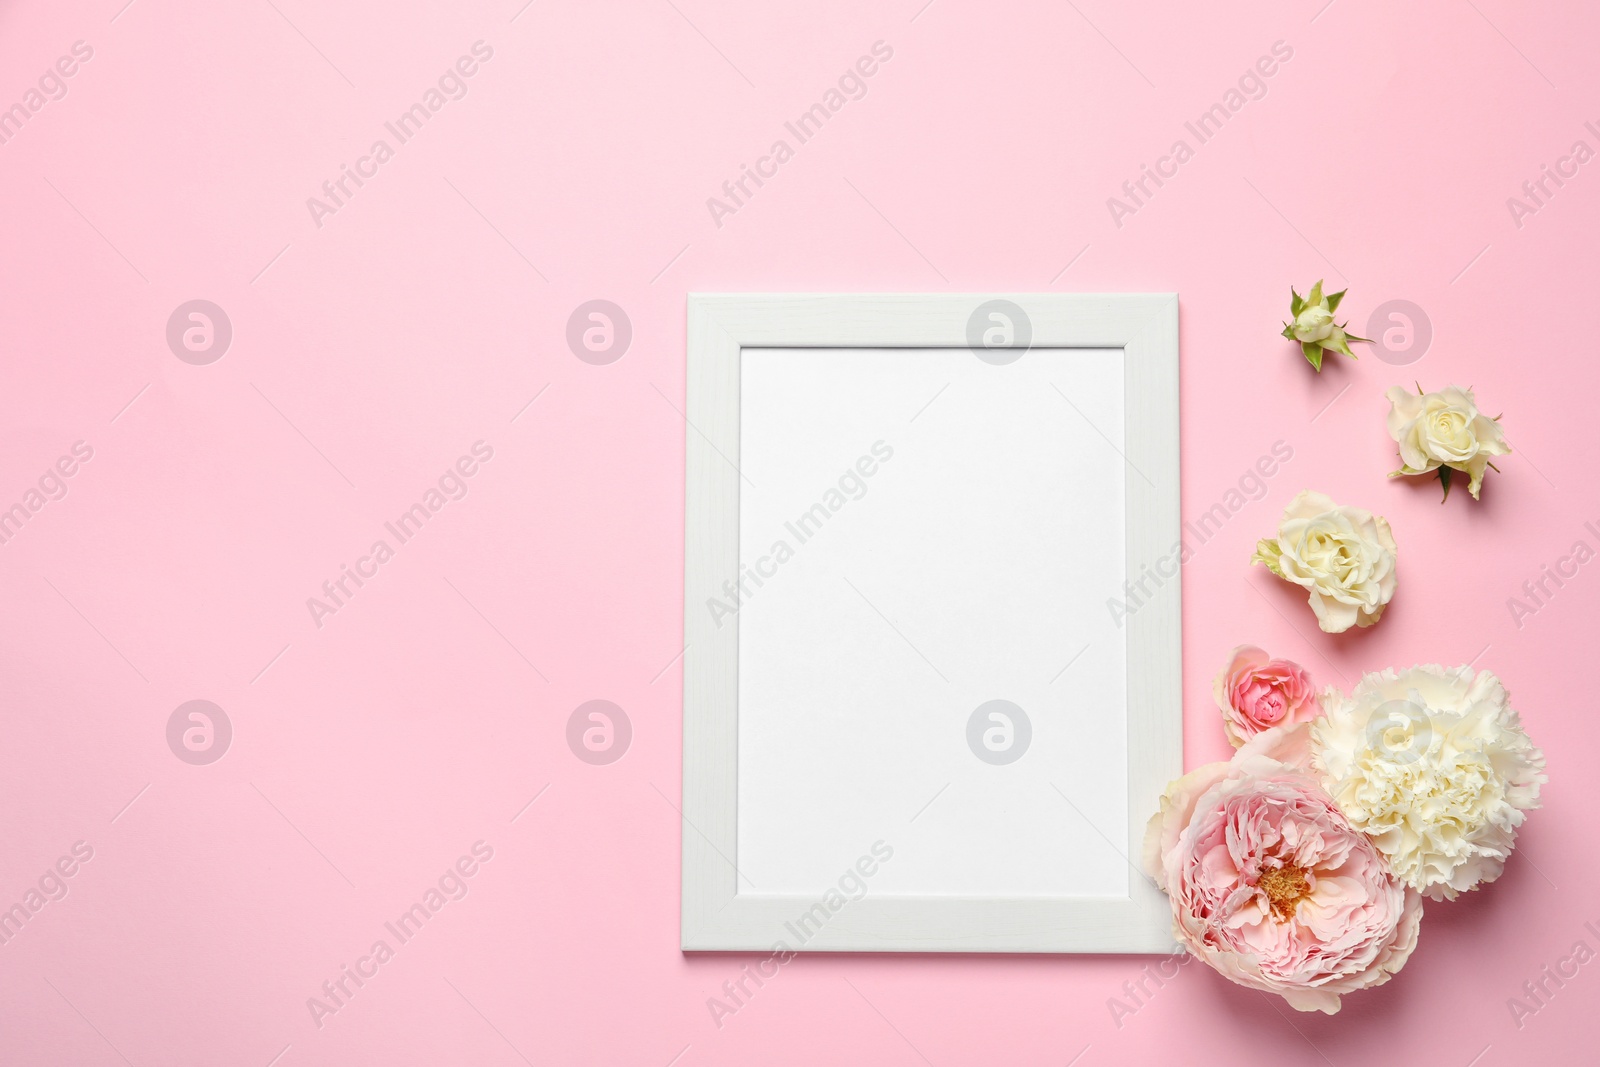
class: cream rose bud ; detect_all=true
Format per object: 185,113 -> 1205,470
1385,385 -> 1511,501
1291,303 -> 1334,343
1253,491 -> 1398,633
1281,281 -> 1368,370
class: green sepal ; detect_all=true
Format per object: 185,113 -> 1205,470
1306,279 -> 1324,307
1326,288 -> 1347,314
1323,333 -> 1352,359
1251,538 -> 1286,577
1438,466 -> 1453,503
1290,287 -> 1305,317
1302,341 -> 1324,370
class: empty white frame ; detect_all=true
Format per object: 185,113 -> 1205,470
682,294 -> 1180,953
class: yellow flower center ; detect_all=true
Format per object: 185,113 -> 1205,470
1258,865 -> 1310,921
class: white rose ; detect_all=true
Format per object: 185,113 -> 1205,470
1385,385 -> 1510,500
1312,665 -> 1546,901
1252,490 -> 1398,633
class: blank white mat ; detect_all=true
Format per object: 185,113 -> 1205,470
735,346 -> 1130,899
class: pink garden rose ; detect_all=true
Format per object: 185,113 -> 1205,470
1143,724 -> 1423,1013
1213,645 -> 1319,746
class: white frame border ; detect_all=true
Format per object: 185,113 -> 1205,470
682,293 -> 1180,953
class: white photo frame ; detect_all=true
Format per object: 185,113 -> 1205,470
682,293 -> 1180,953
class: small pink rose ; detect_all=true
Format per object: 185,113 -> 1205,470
1213,645 -> 1319,747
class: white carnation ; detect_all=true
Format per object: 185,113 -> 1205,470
1312,665 -> 1545,901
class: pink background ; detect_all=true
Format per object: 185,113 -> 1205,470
2,0 -> 1596,1063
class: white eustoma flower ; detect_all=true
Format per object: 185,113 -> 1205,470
1252,491 -> 1398,633
1385,385 -> 1511,501
1312,665 -> 1546,901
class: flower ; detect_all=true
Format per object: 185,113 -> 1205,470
1281,281 -> 1370,370
1143,724 -> 1423,1013
1385,385 -> 1511,501
1252,491 -> 1399,633
1312,665 -> 1546,901
1213,645 -> 1320,746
